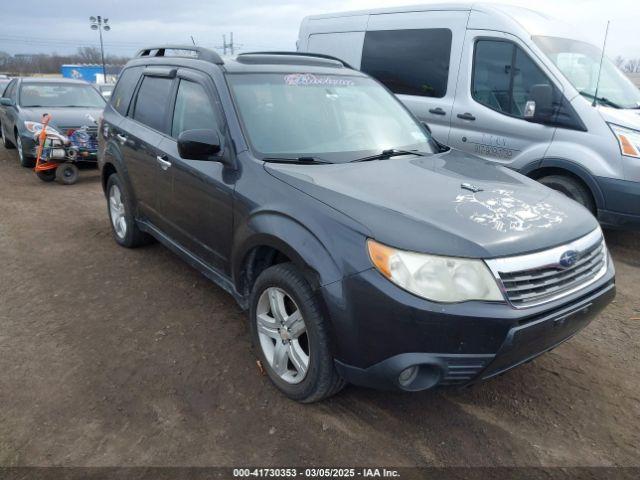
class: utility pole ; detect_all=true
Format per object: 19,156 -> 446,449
222,32 -> 234,56
89,16 -> 111,83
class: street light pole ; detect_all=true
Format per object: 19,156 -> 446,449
89,16 -> 111,83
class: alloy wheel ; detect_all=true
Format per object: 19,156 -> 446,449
256,287 -> 309,384
16,136 -> 23,162
109,184 -> 127,239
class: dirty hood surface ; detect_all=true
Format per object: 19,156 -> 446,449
265,149 -> 599,259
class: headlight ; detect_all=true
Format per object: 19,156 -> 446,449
24,121 -> 61,136
367,239 -> 504,303
609,124 -> 640,158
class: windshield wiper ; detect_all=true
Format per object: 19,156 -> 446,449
579,91 -> 621,109
263,156 -> 333,165
349,148 -> 426,163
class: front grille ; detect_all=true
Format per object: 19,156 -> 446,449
486,229 -> 608,308
59,125 -> 98,138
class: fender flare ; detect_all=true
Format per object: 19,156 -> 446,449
100,141 -> 137,204
522,158 -> 605,210
231,211 -> 343,295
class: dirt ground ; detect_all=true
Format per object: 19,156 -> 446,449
0,143 -> 639,468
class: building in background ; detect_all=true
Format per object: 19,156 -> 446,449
60,64 -> 122,84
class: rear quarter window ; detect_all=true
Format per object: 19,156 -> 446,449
361,28 -> 452,98
110,66 -> 142,116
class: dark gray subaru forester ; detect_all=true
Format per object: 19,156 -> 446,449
98,46 -> 615,402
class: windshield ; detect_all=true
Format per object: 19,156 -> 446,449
228,73 -> 434,162
534,36 -> 640,109
19,83 -> 106,108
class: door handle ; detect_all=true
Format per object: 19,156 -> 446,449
429,107 -> 446,116
457,112 -> 476,121
116,133 -> 128,144
156,155 -> 171,170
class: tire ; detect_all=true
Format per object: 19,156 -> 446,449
105,173 -> 153,248
16,134 -> 35,168
55,163 -> 79,185
1,124 -> 15,149
249,263 -> 345,403
538,174 -> 595,214
36,169 -> 56,182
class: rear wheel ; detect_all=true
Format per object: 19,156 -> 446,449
538,175 -> 595,214
16,134 -> 35,168
1,124 -> 15,149
55,163 -> 80,185
106,173 -> 153,248
36,169 -> 56,182
250,263 -> 345,403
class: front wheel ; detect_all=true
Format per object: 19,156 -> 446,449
538,175 -> 595,214
16,134 -> 35,168
36,169 -> 56,182
250,263 -> 345,403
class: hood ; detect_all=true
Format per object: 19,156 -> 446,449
597,106 -> 640,131
265,149 -> 599,259
20,107 -> 102,131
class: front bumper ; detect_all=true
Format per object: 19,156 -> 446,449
322,263 -> 615,392
596,176 -> 640,230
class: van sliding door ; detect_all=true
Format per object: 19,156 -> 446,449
362,10 -> 469,144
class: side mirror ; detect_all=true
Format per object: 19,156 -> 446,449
524,84 -> 554,123
177,129 -> 222,161
0,97 -> 14,107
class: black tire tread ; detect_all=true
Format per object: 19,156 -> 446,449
538,174 -> 595,214
251,263 -> 345,403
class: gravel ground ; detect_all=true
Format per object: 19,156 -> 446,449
0,143 -> 639,467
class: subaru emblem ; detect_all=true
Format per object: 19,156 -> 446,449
559,250 -> 578,268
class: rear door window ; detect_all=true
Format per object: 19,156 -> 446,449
361,28 -> 452,98
132,76 -> 174,133
171,80 -> 218,138
110,66 -> 142,116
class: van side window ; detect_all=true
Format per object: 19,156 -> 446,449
4,80 -> 17,101
361,29 -> 452,98
110,66 -> 142,116
473,40 -> 553,118
132,76 -> 174,133
171,80 -> 218,139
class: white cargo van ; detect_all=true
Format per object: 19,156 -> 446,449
298,3 -> 640,229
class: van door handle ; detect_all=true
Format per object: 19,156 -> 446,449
457,112 -> 476,121
429,107 -> 446,116
116,133 -> 128,144
156,155 -> 171,170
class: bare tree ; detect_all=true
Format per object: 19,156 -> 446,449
624,58 -> 640,73
76,47 -> 103,64
614,55 -> 625,68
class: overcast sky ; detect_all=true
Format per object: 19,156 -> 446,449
1,0 -> 639,59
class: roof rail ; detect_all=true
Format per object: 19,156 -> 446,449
136,45 -> 224,65
236,51 -> 353,69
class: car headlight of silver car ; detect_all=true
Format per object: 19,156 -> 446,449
609,123 -> 640,158
367,239 -> 504,303
24,121 -> 61,136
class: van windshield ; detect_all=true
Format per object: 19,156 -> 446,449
534,36 -> 640,109
227,73 -> 434,162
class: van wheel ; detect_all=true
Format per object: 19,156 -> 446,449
106,174 -> 153,248
538,175 -> 595,214
249,263 -> 345,403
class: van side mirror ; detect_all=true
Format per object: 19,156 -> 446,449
177,129 -> 222,161
524,84 -> 554,123
0,97 -> 14,107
